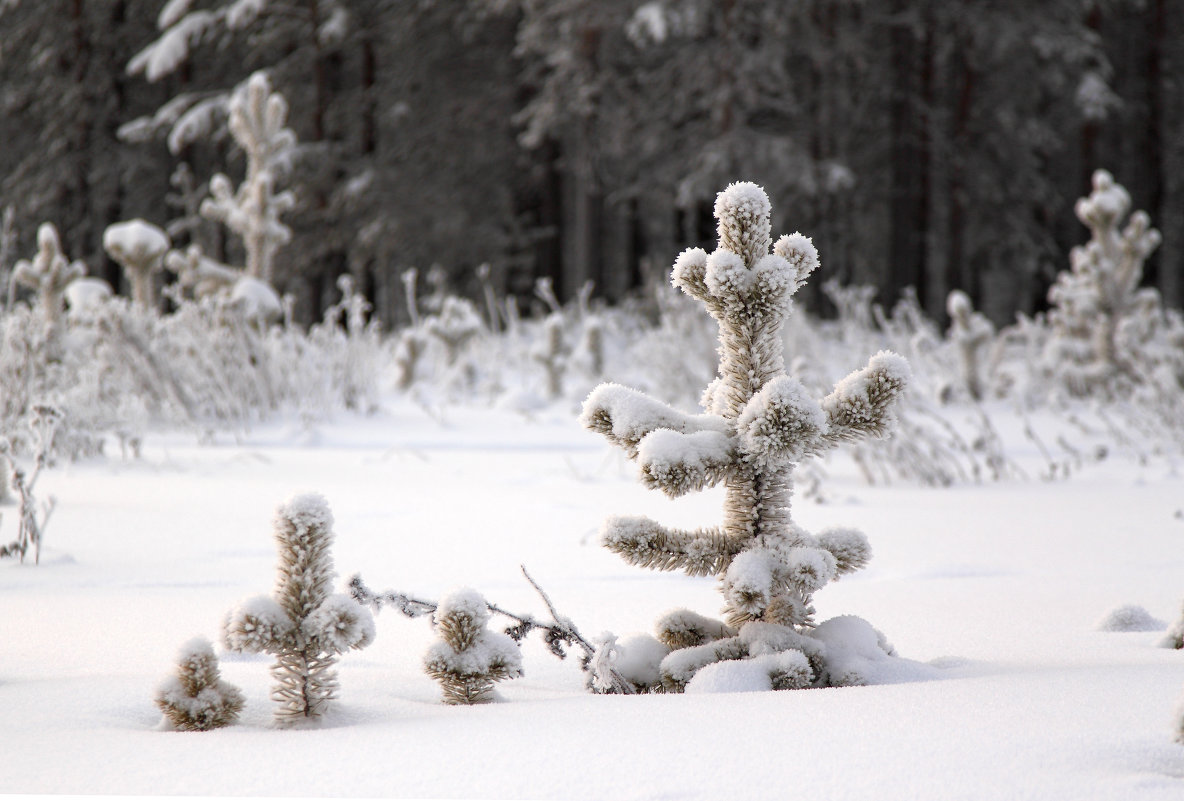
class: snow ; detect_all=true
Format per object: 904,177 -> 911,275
102,219 -> 170,264
2,400 -> 1184,798
1097,605 -> 1167,633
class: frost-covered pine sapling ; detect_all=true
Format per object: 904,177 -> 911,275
1044,169 -> 1163,395
223,494 -> 375,725
424,588 -> 523,705
532,313 -> 568,399
424,296 -> 484,366
155,637 -> 244,731
11,223 -> 86,356
199,72 -> 296,285
582,182 -> 909,692
103,219 -> 170,311
395,268 -> 428,390
945,289 -> 994,402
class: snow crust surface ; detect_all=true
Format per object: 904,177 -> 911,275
2,400 -> 1183,799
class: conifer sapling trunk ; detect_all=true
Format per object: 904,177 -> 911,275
582,182 -> 909,691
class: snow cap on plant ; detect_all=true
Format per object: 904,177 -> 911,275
581,180 -> 908,691
103,219 -> 170,310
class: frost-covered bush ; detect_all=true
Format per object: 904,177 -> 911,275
224,493 -> 375,725
424,588 -> 523,704
103,219 -> 170,311
155,637 -> 244,731
1043,169 -> 1165,396
582,182 -> 909,691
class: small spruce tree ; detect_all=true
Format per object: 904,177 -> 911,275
1044,169 -> 1164,395
424,588 -> 523,704
581,181 -> 909,691
155,637 -> 244,731
224,493 -> 375,725
199,72 -> 296,286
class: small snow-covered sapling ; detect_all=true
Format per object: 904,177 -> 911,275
424,296 -> 484,366
11,223 -> 85,352
1044,169 -> 1163,395
155,637 -> 244,731
424,588 -> 523,704
103,219 -> 170,311
582,181 -> 909,691
945,289 -> 994,401
199,71 -> 296,285
223,493 -> 374,725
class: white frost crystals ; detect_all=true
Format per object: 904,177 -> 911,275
582,181 -> 911,692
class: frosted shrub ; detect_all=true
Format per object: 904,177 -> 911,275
424,588 -> 523,704
1043,169 -> 1165,396
582,182 -> 909,691
155,637 -> 244,731
103,219 -> 170,311
224,494 -> 375,725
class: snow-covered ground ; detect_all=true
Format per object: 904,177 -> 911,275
2,398 -> 1183,800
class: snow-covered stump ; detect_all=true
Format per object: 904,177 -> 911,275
223,494 -> 375,726
155,637 -> 244,732
103,219 -> 170,311
581,182 -> 909,692
423,589 -> 523,705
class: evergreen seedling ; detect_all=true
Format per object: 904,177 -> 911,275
582,182 -> 908,691
224,493 -> 374,725
155,637 -> 244,731
424,588 -> 523,704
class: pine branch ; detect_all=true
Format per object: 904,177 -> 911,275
601,516 -> 740,577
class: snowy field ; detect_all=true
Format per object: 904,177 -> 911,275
2,397 -> 1183,800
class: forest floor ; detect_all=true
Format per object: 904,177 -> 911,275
2,397 -> 1183,800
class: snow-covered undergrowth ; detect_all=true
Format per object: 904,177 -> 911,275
1,401 -> 1181,799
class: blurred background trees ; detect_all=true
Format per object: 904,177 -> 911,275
1,0 -> 1180,327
